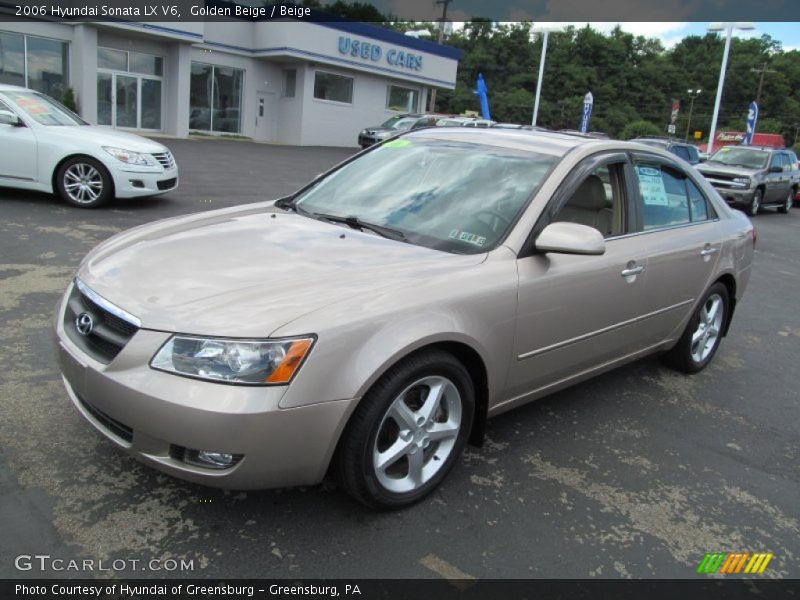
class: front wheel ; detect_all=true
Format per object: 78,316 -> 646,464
748,189 -> 762,217
337,350 -> 475,509
55,157 -> 113,208
778,189 -> 794,214
662,283 -> 729,374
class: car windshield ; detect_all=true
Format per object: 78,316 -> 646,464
381,116 -> 418,130
708,146 -> 769,169
293,137 -> 559,254
4,91 -> 88,126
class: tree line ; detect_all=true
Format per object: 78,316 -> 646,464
298,1 -> 800,148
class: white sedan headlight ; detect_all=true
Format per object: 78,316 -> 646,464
102,146 -> 157,167
151,335 -> 315,385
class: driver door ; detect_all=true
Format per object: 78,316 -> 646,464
0,99 -> 37,183
504,154 -> 651,404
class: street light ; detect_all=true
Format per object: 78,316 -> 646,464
531,24 -> 562,127
706,22 -> 755,155
684,89 -> 702,141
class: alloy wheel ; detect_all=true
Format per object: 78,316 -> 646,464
63,163 -> 104,205
372,375 -> 462,493
690,293 -> 724,363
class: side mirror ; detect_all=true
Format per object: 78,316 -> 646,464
0,109 -> 21,127
535,222 -> 606,255
769,165 -> 782,173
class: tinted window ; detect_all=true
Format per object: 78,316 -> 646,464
686,146 -> 700,164
313,71 -> 353,104
687,179 -> 710,222
769,153 -> 784,170
634,163 -> 691,230
672,145 -> 691,161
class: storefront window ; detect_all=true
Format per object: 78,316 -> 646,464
282,69 -> 296,98
0,31 -> 25,88
0,31 -> 68,99
189,62 -> 243,134
98,48 -> 127,71
129,52 -> 163,77
386,85 -> 419,112
314,71 -> 353,104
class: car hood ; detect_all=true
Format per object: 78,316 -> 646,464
77,203 -> 484,337
42,125 -> 169,153
696,162 -> 762,177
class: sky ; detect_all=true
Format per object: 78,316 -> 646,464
579,22 -> 800,52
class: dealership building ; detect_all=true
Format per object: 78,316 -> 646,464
0,17 -> 462,145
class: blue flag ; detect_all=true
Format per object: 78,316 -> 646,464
474,73 -> 491,120
744,101 -> 758,145
579,92 -> 593,134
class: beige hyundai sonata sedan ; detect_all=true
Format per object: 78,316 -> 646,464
55,129 -> 755,508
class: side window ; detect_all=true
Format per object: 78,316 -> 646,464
781,153 -> 792,172
769,153 -> 783,171
672,145 -> 691,161
633,163 -> 691,230
787,152 -> 799,170
552,163 -> 626,238
687,146 -> 700,164
687,178 -> 710,222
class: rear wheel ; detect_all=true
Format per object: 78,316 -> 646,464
778,189 -> 794,214
337,350 -> 474,509
56,157 -> 113,208
748,189 -> 762,217
662,283 -> 729,374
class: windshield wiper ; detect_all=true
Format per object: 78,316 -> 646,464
311,212 -> 407,241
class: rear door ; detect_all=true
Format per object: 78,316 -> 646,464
628,153 -> 722,344
764,153 -> 786,202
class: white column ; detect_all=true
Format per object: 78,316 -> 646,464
71,24 -> 97,123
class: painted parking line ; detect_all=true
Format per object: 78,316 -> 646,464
418,553 -> 477,590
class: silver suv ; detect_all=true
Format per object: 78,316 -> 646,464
696,146 -> 799,216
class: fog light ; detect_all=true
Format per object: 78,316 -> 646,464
129,179 -> 144,188
196,450 -> 235,468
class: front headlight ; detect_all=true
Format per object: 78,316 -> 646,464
733,176 -> 751,186
103,146 -> 156,167
151,335 -> 315,385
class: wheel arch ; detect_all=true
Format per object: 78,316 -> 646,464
52,153 -> 116,198
715,272 -> 737,337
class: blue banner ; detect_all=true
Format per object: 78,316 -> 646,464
474,73 -> 491,120
579,92 -> 593,134
744,101 -> 758,145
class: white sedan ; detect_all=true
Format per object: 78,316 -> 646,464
0,84 -> 178,208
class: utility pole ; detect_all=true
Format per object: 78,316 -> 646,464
427,0 -> 452,113
751,61 -> 776,106
684,89 -> 702,141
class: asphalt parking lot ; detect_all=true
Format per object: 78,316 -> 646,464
1,137 -> 798,580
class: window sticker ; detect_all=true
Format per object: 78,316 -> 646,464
383,139 -> 411,148
449,229 -> 487,247
635,165 -> 668,206
14,97 -> 50,116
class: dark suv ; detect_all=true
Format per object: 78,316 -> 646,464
696,146 -> 799,216
631,137 -> 701,165
358,114 -> 444,148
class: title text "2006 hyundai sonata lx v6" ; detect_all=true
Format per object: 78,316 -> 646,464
55,130 -> 755,508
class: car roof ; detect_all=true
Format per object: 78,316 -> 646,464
405,127 -> 626,157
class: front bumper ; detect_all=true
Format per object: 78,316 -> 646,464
54,291 -> 355,490
709,185 -> 756,207
109,165 -> 180,199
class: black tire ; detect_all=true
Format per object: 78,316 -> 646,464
662,282 -> 729,374
748,188 -> 762,217
337,349 -> 475,509
777,189 -> 794,214
55,156 -> 113,208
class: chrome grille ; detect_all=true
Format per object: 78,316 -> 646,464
63,282 -> 139,364
152,151 -> 175,169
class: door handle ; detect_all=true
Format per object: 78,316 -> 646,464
620,265 -> 644,277
700,246 -> 719,257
